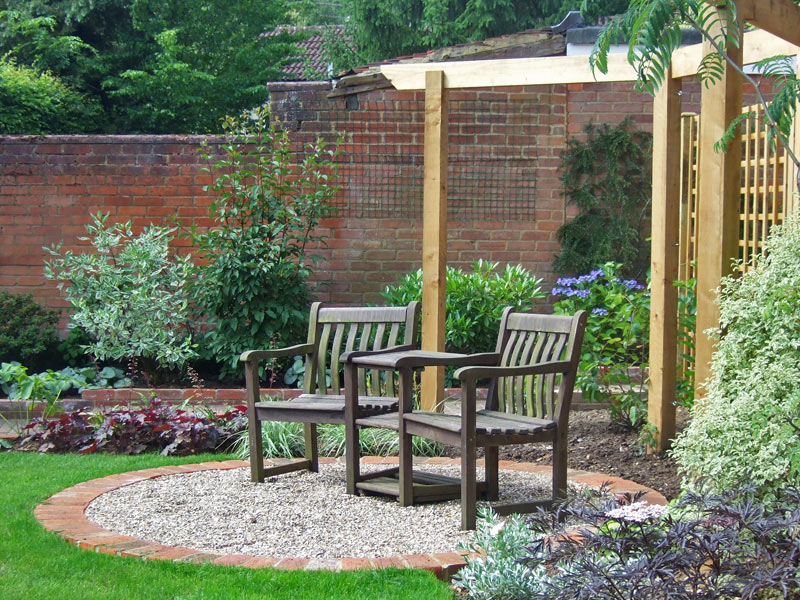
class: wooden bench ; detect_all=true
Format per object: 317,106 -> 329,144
344,308 -> 586,529
240,301 -> 420,483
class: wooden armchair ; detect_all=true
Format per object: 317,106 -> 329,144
344,308 -> 586,529
240,301 -> 420,483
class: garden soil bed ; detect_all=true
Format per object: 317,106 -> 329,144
503,409 -> 686,500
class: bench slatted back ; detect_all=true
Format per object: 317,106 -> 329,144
305,303 -> 420,396
487,309 -> 586,420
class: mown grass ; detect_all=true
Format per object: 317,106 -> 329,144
0,452 -> 454,600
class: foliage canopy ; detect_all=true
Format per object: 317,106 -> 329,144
0,0 -> 300,133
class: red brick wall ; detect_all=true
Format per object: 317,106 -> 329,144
0,78 -> 681,327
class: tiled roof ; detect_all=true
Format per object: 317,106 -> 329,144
265,25 -> 347,81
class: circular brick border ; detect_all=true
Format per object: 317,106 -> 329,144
35,457 -> 667,581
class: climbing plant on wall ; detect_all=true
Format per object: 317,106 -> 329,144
554,118 -> 653,278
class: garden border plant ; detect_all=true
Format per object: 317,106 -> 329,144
455,483 -> 800,599
44,212 -> 196,385
671,219 -> 800,497
191,104 -> 341,379
382,260 -> 544,385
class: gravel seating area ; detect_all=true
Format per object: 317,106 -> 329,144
85,463 -> 577,559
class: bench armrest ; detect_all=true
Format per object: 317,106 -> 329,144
454,360 -> 572,382
240,343 -> 315,363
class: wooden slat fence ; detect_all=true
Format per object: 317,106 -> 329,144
677,104 -> 799,385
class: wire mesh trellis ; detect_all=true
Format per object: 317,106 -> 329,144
272,89 -> 547,220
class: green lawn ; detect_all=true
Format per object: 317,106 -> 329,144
0,452 -> 454,600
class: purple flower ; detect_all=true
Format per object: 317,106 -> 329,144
622,279 -> 645,291
592,308 -> 608,316
576,289 -> 590,299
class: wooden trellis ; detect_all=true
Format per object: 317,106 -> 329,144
680,104 -> 797,282
678,104 -> 800,387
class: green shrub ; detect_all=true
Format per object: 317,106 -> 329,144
554,119 -> 652,278
0,291 -> 59,368
552,263 -> 650,428
44,213 -> 196,381
671,221 -> 800,497
192,105 -> 340,378
382,260 -> 545,355
0,57 -> 103,134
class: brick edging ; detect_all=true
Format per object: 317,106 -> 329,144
34,457 -> 667,581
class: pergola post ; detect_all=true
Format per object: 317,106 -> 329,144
648,71 -> 681,451
694,15 -> 744,397
420,70 -> 448,411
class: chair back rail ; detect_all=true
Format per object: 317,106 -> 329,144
490,308 -> 585,420
305,303 -> 419,397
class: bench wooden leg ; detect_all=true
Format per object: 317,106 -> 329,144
304,423 -> 319,473
344,363 -> 359,495
552,432 -> 568,503
485,446 -> 499,501
248,417 -> 265,483
244,360 -> 265,483
398,368 -> 414,506
461,436 -> 477,531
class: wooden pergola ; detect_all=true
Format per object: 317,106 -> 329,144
378,0 -> 800,451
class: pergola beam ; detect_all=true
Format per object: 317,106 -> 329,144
670,28 -> 800,79
383,29 -> 800,90
381,53 -> 637,90
738,0 -> 800,48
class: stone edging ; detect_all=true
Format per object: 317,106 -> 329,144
34,457 -> 667,581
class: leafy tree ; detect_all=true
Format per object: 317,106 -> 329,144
106,0 -> 301,132
192,106 -> 341,376
0,57 -> 104,133
0,0 -> 302,133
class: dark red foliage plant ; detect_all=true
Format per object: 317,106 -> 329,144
19,399 -> 247,456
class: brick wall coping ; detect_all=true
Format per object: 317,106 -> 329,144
34,457 -> 666,581
0,134 -> 216,143
267,81 -> 333,92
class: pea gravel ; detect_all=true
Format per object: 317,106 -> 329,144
85,463 -> 574,559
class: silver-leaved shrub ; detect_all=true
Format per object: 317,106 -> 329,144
671,219 -> 800,496
44,213 -> 196,373
453,508 -> 552,600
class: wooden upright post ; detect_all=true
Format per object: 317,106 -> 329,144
420,70 -> 448,411
694,17 -> 743,397
648,72 -> 681,452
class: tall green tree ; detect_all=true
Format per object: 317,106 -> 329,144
0,57 -> 104,133
0,0 -> 301,133
104,0 -> 301,132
